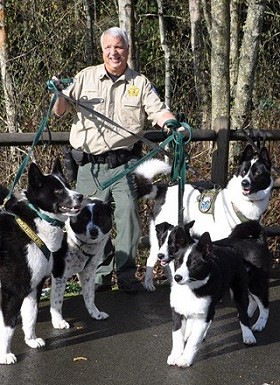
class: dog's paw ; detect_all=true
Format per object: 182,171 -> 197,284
52,319 -> 70,329
252,318 -> 267,332
25,337 -> 46,349
243,333 -> 257,345
92,311 -> 109,320
251,310 -> 269,332
176,356 -> 192,368
167,353 -> 183,366
144,279 -> 156,292
0,353 -> 17,365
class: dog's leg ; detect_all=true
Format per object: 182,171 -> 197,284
233,286 -> 257,345
249,293 -> 269,332
177,319 -> 209,367
78,263 -> 109,320
21,290 -> 45,349
0,308 -> 18,365
167,310 -> 185,366
248,294 -> 258,318
163,265 -> 173,285
144,222 -> 159,292
50,276 -> 70,329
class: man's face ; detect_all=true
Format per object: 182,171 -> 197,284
102,34 -> 129,76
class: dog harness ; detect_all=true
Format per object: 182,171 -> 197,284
198,188 -> 251,223
198,188 -> 220,215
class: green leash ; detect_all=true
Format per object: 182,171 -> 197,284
163,119 -> 192,226
4,95 -> 58,205
47,79 -> 193,226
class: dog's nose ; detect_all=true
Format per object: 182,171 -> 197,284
158,253 -> 164,260
76,193 -> 84,202
90,227 -> 98,238
174,274 -> 183,282
241,179 -> 250,188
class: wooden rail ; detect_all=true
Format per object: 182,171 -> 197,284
1,118 -> 280,237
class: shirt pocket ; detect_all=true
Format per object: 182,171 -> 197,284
79,90 -> 105,110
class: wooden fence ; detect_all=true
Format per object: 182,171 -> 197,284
1,117 -> 280,237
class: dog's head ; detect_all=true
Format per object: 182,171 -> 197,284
67,197 -> 112,244
25,159 -> 83,220
156,220 -> 195,265
173,231 -> 213,288
234,144 -> 272,200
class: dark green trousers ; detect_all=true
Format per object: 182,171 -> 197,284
76,161 -> 141,285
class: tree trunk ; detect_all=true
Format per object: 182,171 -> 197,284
118,0 -> 136,70
231,0 -> 265,130
189,0 -> 211,129
210,0 -> 230,130
0,1 -> 17,132
156,0 -> 171,108
230,0 -> 239,100
83,0 -> 95,65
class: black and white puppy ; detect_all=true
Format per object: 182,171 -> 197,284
162,221 -> 270,367
134,144 -> 273,291
0,160 -> 83,364
50,198 -> 112,329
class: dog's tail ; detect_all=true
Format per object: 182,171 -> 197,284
229,220 -> 265,241
134,158 -> 171,199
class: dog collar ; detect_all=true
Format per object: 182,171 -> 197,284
15,216 -> 50,260
28,203 -> 65,228
231,202 -> 251,223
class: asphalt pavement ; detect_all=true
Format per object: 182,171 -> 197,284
1,279 -> 280,385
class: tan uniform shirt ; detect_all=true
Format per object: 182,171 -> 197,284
63,64 -> 169,154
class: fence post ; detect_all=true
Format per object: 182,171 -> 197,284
211,116 -> 230,188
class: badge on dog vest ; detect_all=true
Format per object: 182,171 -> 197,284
128,85 -> 140,97
198,189 -> 219,214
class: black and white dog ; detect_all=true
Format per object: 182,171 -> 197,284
135,144 -> 273,291
163,220 -> 270,367
50,197 -> 112,329
0,160 -> 83,365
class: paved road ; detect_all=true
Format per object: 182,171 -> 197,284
1,279 -> 280,385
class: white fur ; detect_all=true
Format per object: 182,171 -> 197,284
167,246 -> 256,367
139,161 -> 273,291
168,251 -> 212,367
0,171 -> 83,364
50,209 -> 110,329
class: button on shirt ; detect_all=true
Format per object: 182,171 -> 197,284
63,64 -> 169,155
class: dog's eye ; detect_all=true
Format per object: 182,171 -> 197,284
54,189 -> 64,195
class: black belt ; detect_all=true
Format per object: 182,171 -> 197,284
88,143 -> 142,169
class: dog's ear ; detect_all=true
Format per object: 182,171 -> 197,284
197,232 -> 213,257
156,221 -> 173,236
52,158 -> 64,176
239,144 -> 254,163
28,162 -> 44,188
184,220 -> 195,232
259,147 -> 271,170
174,226 -> 189,248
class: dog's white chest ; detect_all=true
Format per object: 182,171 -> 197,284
170,284 -> 210,318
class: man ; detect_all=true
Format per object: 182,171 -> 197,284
53,26 -> 179,293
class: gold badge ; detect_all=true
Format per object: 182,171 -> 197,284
128,85 -> 140,97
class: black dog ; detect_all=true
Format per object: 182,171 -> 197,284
160,221 -> 270,367
0,160 -> 83,364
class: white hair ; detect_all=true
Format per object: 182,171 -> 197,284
100,27 -> 129,49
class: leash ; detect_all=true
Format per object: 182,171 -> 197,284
46,79 -> 173,159
163,119 -> 192,226
3,95 -> 58,207
0,87 -> 72,258
46,79 -> 193,219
